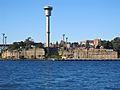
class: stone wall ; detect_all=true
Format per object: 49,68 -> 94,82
59,48 -> 118,59
74,48 -> 118,59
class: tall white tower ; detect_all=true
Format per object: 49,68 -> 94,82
44,6 -> 53,48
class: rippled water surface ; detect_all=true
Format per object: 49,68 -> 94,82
0,60 -> 120,90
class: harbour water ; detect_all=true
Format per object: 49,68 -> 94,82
0,60 -> 120,90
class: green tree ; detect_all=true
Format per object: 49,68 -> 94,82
8,42 -> 19,50
24,37 -> 34,49
8,37 -> 35,50
101,40 -> 113,49
111,37 -> 120,51
85,40 -> 90,49
19,41 -> 25,49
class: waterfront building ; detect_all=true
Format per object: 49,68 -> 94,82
59,48 -> 74,59
80,38 -> 101,48
2,47 -> 45,59
74,48 -> 118,59
23,48 -> 45,59
94,39 -> 101,48
59,45 -> 117,59
2,50 -> 19,59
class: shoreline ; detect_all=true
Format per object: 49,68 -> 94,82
0,58 -> 120,61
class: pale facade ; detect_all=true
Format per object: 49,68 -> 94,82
23,48 -> 45,59
2,48 -> 45,59
74,48 -> 117,59
80,38 -> 101,48
94,39 -> 101,48
59,48 -> 118,59
2,50 -> 19,59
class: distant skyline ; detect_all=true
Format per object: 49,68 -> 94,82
0,0 -> 120,44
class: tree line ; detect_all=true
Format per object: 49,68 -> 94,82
101,37 -> 120,51
5,37 -> 120,52
8,37 -> 44,51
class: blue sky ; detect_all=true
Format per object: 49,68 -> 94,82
0,0 -> 120,44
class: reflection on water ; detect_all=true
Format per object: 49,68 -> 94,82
0,60 -> 120,90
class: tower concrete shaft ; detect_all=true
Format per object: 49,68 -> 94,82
46,16 -> 50,47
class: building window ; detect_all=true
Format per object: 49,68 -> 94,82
38,55 -> 41,57
31,55 -> 34,59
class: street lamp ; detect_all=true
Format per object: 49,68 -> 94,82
2,33 -> 5,50
63,34 -> 65,42
5,36 -> 7,49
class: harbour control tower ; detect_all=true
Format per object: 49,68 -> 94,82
44,6 -> 53,48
